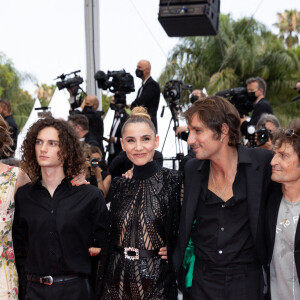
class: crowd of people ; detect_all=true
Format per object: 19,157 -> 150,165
0,62 -> 299,300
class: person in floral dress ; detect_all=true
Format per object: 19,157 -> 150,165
0,115 -> 30,299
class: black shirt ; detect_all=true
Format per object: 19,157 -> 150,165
241,98 -> 273,135
13,178 -> 108,276
192,161 -> 258,266
130,76 -> 160,131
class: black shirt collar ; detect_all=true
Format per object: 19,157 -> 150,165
33,176 -> 72,190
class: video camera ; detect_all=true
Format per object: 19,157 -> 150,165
54,70 -> 84,91
215,87 -> 254,117
94,69 -> 135,106
163,80 -> 193,107
246,123 -> 271,148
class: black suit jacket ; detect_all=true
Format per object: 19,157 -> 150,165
172,145 -> 273,288
83,131 -> 100,147
72,107 -> 105,157
130,76 -> 160,130
241,98 -> 273,135
265,182 -> 300,296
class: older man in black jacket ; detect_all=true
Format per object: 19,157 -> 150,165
266,119 -> 300,299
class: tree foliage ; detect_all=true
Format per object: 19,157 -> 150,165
34,83 -> 56,107
159,13 -> 300,126
274,9 -> 300,48
0,52 -> 35,129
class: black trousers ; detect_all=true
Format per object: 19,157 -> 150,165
187,260 -> 265,300
25,277 -> 94,300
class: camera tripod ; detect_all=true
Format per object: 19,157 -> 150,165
105,94 -> 128,164
161,104 -> 185,170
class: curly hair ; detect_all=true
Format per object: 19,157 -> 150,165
0,114 -> 13,156
272,118 -> 300,161
183,96 -> 242,146
20,117 -> 86,181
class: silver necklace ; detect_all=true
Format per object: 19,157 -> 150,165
210,159 -> 237,200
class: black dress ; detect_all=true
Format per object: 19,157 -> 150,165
101,161 -> 182,300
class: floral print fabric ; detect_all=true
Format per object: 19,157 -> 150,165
0,166 -> 19,299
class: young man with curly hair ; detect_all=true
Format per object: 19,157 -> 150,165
12,117 -> 108,300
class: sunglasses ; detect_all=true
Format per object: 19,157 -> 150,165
285,129 -> 299,137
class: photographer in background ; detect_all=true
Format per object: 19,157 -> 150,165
254,113 -> 281,150
176,89 -> 206,141
67,86 -> 83,110
85,145 -> 111,198
68,114 -> 100,148
71,95 -> 105,157
130,60 -> 160,131
241,77 -> 273,136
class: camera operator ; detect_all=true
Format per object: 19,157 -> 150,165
67,86 -> 83,110
176,89 -> 206,141
107,97 -> 129,165
71,95 -> 105,158
68,114 -> 100,148
241,76 -> 273,135
254,113 -> 281,150
130,60 -> 160,131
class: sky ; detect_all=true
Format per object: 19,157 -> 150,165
0,0 -> 299,104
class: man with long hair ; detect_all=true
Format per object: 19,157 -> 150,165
13,117 -> 108,300
173,96 -> 273,299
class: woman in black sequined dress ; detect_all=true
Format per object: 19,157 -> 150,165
100,107 -> 182,300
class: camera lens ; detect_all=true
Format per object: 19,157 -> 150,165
89,158 -> 99,167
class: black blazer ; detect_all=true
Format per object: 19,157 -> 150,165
172,146 -> 273,284
83,131 -> 100,147
265,182 -> 300,295
130,76 -> 160,130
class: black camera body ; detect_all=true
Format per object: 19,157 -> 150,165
94,69 -> 135,106
215,87 -> 254,117
163,80 -> 193,106
55,70 -> 84,91
89,157 -> 100,168
246,124 -> 271,148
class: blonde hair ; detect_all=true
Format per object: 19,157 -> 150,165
121,106 -> 156,136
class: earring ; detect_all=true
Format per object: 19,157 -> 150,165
220,137 -> 224,143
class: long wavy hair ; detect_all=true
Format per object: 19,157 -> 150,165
0,114 -> 13,156
20,117 -> 86,181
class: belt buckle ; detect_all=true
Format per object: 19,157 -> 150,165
41,275 -> 53,285
124,247 -> 139,261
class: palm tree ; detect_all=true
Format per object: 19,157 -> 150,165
159,13 -> 300,124
274,9 -> 300,48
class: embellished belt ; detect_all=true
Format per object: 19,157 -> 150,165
115,246 -> 159,261
26,274 -> 82,285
